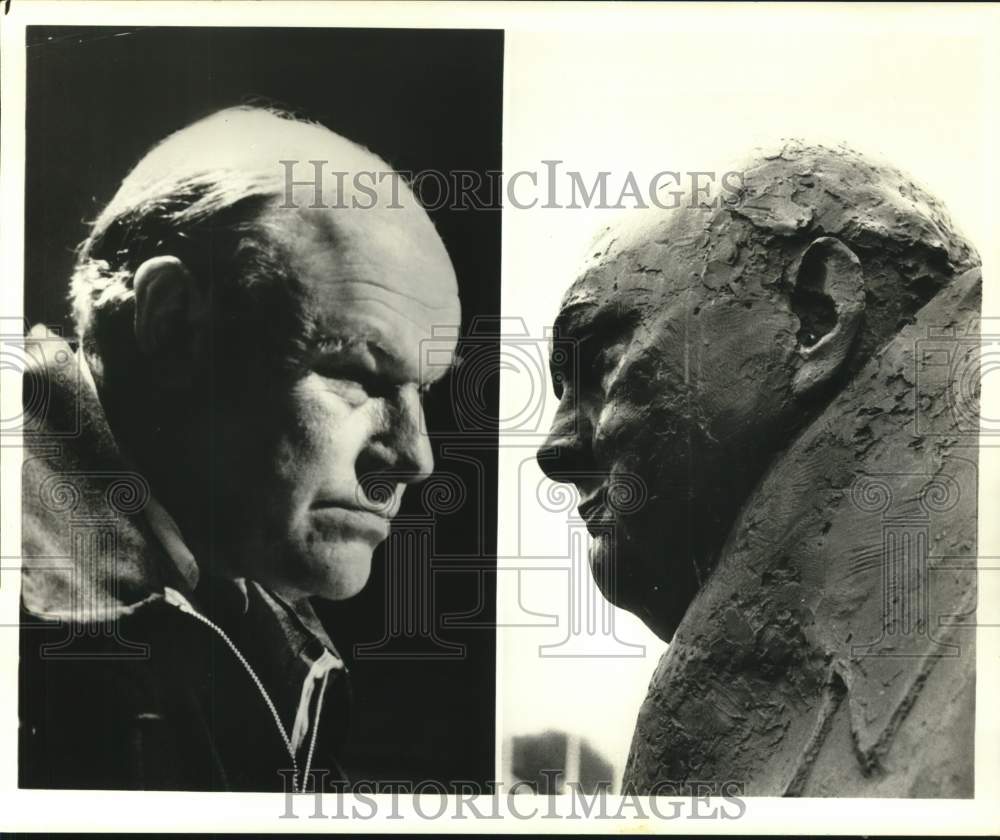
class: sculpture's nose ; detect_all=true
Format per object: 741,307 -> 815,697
536,420 -> 589,484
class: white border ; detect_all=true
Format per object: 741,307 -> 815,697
2,1 -> 999,833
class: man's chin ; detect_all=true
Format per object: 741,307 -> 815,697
272,538 -> 377,601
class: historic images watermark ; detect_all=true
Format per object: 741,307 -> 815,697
278,160 -> 746,212
276,773 -> 748,822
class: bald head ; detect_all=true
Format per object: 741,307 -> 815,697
70,106 -> 455,370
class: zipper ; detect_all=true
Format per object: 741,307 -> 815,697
163,586 -> 330,793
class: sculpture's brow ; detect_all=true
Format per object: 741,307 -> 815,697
553,304 -> 635,346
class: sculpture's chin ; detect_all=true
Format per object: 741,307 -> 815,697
586,531 -> 620,606
586,530 -> 684,644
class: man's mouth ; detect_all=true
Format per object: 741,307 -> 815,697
310,502 -> 392,541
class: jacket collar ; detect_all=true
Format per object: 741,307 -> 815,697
21,326 -> 174,621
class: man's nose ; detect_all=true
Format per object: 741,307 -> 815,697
356,387 -> 434,510
387,385 -> 435,484
536,405 -> 590,484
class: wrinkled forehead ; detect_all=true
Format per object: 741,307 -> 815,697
556,207 -> 709,334
267,195 -> 461,383
270,192 -> 459,306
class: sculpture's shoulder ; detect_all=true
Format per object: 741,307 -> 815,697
799,640 -> 975,797
624,630 -> 975,797
623,646 -> 684,792
621,638 -> 822,795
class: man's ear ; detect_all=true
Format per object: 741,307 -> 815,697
133,255 -> 211,372
790,237 -> 865,397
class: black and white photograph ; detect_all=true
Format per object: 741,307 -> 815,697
1,1 -> 998,834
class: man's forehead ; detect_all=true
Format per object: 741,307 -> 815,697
267,198 -> 460,384
275,198 -> 458,306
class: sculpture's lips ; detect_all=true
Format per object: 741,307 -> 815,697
577,487 -> 614,535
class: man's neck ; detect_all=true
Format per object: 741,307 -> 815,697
88,354 -> 218,569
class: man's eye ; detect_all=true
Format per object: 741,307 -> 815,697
315,363 -> 385,399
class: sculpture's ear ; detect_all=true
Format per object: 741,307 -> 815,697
790,237 -> 865,397
133,255 -> 211,381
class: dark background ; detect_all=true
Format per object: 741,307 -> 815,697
25,25 -> 501,786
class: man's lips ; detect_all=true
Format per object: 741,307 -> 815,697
314,488 -> 402,520
310,502 -> 392,541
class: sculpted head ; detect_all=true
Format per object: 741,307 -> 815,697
71,106 -> 460,600
538,142 -> 978,641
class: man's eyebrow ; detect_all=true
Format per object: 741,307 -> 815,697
307,332 -> 391,374
327,334 -> 457,388
308,332 -> 383,371
310,332 -> 371,354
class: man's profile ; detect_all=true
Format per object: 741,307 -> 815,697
20,106 -> 461,791
538,142 -> 980,796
